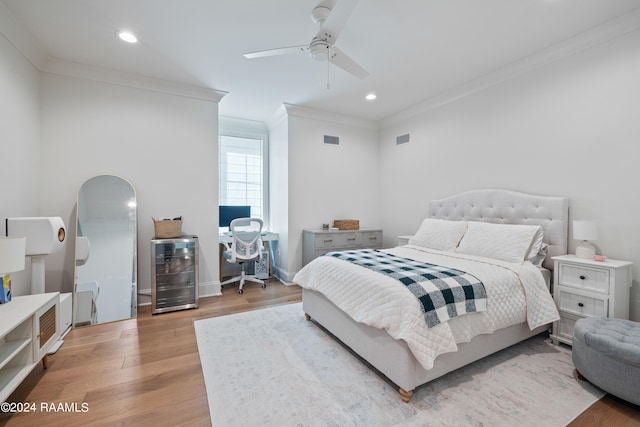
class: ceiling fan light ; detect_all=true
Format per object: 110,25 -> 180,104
309,40 -> 330,61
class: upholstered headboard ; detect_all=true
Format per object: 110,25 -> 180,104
428,189 -> 569,270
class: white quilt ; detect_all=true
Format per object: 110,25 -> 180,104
293,245 -> 560,371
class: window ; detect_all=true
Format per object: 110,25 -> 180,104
218,118 -> 268,222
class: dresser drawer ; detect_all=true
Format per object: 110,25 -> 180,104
314,233 -> 339,249
314,233 -> 362,249
558,264 -> 610,294
361,231 -> 382,247
557,287 -> 608,317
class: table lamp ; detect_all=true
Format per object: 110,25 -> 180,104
0,237 -> 27,303
573,220 -> 597,259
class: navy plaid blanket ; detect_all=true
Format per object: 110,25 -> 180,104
326,249 -> 487,327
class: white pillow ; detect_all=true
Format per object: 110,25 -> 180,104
409,218 -> 468,252
525,227 -> 544,261
529,243 -> 549,267
456,222 -> 541,263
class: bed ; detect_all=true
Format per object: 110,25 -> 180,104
293,189 -> 569,402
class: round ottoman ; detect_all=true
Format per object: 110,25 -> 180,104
572,316 -> 640,406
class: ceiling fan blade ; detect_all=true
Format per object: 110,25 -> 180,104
318,0 -> 359,43
329,46 -> 368,79
243,45 -> 308,59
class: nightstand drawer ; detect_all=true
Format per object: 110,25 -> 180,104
558,264 -> 610,294
556,313 -> 580,343
557,288 -> 608,317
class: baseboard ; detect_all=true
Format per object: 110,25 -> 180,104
273,266 -> 298,284
200,280 -> 221,297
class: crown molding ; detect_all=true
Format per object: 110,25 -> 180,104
1,1 -> 226,103
42,58 -> 227,103
0,1 -> 50,69
282,103 -> 378,130
219,115 -> 268,139
381,7 -> 640,127
265,105 -> 288,130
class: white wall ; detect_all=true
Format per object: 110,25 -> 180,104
267,108 -> 289,278
38,73 -> 221,301
379,29 -> 640,320
0,31 -> 41,296
284,106 -> 379,278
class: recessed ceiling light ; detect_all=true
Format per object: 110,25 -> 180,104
117,31 -> 138,43
365,93 -> 377,101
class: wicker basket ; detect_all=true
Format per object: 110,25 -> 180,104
333,219 -> 359,230
152,216 -> 183,238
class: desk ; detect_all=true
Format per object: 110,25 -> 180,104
219,232 -> 279,282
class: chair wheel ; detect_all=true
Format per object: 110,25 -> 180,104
238,289 -> 243,294
261,284 -> 266,288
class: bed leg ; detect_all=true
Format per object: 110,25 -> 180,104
304,313 -> 311,321
576,369 -> 586,381
399,388 -> 413,403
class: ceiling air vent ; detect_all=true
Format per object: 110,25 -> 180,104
324,135 -> 340,145
396,133 -> 410,145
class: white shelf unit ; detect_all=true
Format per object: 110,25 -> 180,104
0,293 -> 59,402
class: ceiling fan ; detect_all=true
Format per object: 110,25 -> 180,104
243,0 -> 369,80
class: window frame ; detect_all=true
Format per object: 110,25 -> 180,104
218,117 -> 269,226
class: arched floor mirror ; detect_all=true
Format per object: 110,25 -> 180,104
74,175 -> 137,327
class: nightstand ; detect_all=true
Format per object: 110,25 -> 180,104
397,235 -> 413,246
550,254 -> 633,346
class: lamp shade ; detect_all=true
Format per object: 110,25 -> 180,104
0,237 -> 27,273
573,220 -> 598,241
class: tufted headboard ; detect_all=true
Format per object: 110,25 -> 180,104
428,189 -> 569,270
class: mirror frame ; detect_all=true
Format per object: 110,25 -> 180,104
73,174 -> 137,327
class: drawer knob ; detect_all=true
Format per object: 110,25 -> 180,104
578,302 -> 584,307
324,239 -> 333,243
579,275 -> 586,280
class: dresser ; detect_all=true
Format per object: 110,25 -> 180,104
302,229 -> 383,266
550,254 -> 633,346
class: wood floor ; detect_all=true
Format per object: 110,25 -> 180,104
1,280 -> 638,426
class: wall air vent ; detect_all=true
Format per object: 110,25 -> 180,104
323,135 -> 340,146
396,133 -> 410,145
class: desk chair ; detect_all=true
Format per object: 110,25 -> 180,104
221,218 -> 266,294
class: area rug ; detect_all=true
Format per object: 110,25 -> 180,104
194,303 -> 603,427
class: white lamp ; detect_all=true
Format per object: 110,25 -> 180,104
573,220 -> 597,259
0,237 -> 27,303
